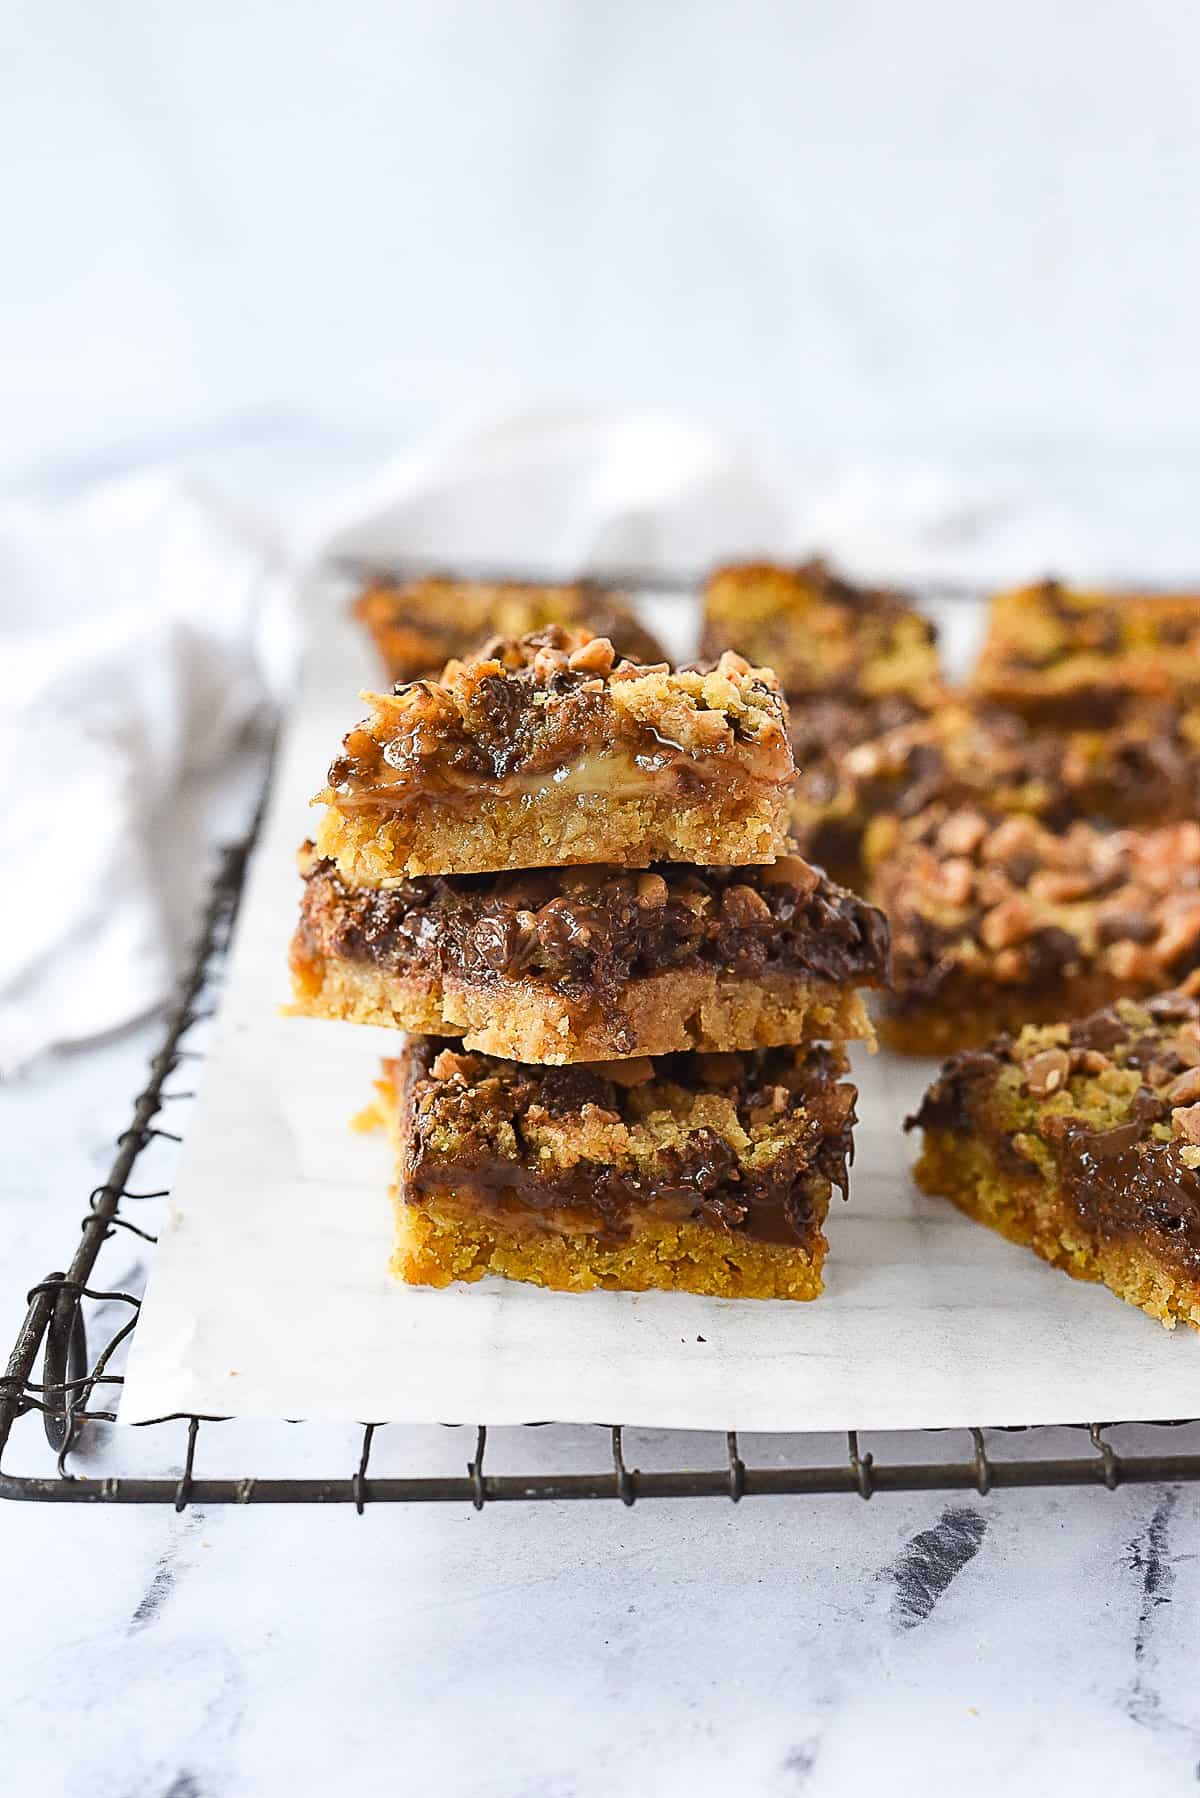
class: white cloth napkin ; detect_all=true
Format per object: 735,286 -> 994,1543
0,471 -> 288,1074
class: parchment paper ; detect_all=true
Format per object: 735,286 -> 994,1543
121,587 -> 1200,1429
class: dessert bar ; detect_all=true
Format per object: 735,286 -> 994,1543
972,579 -> 1200,725
873,807 -> 1200,1054
291,846 -> 888,1061
909,990 -> 1200,1331
354,574 -> 665,683
794,696 -> 1200,889
315,627 -> 796,882
381,1039 -> 857,1299
700,558 -> 940,703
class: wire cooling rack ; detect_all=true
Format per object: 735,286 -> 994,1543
4,587 -> 1200,1508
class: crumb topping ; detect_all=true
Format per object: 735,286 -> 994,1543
321,625 -> 794,805
796,695 -> 1200,873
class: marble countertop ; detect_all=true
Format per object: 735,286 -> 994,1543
2,798 -> 1199,1797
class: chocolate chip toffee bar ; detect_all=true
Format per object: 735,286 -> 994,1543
380,1039 -> 858,1300
909,990 -> 1200,1331
315,627 -> 796,882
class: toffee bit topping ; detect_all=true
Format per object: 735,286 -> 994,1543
1174,1105 -> 1200,1145
567,635 -> 616,675
1022,1047 -> 1070,1097
1166,1067 -> 1200,1107
321,624 -> 795,805
880,802 -> 1200,1016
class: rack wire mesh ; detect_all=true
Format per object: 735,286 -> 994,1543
4,581 -> 1200,1509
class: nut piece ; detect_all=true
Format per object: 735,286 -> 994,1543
722,883 -> 773,925
981,816 -> 1042,866
935,857 -> 976,908
1166,1066 -> 1200,1106
602,1057 -> 655,1088
716,649 -> 752,676
532,645 -> 570,680
430,1049 -> 478,1083
991,947 -> 1027,983
1028,869 -> 1099,904
981,895 -> 1035,951
636,872 -> 669,909
567,635 -> 616,676
1172,1103 -> 1200,1145
1104,940 -> 1162,982
760,853 -> 821,895
937,810 -> 988,858
1022,1047 -> 1071,1097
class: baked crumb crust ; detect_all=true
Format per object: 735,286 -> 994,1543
390,1196 -> 827,1300
315,625 -> 795,880
909,991 -> 1200,1329
380,1039 -> 856,1297
700,558 -> 940,703
353,575 -> 666,683
291,955 -> 874,1061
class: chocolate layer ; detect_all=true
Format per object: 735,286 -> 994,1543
397,1041 -> 856,1248
297,850 -> 889,999
909,991 -> 1200,1280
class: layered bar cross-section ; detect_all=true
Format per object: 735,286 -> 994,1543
909,991 -> 1200,1331
315,627 -> 796,882
291,848 -> 888,1061
380,1039 -> 857,1299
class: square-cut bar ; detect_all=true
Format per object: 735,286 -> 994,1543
291,846 -> 887,1061
700,559 -> 940,704
972,579 -> 1200,725
314,627 -> 796,882
380,1039 -> 857,1299
873,807 -> 1200,1055
794,696 -> 1200,889
354,574 -> 666,684
909,991 -> 1200,1331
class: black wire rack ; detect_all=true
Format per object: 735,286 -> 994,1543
4,578 -> 1200,1510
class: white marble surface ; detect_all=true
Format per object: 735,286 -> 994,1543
2,764 -> 1200,1797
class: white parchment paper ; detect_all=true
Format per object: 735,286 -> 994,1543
121,586 -> 1200,1429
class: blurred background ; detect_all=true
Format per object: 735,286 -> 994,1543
3,0 -> 1199,1068
2,0 -> 1197,562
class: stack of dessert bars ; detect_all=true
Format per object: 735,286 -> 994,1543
291,608 -> 888,1300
